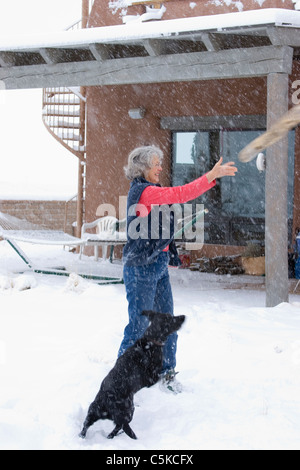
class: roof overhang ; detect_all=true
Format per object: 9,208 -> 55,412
0,8 -> 299,90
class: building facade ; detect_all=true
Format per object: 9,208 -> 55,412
85,0 -> 300,258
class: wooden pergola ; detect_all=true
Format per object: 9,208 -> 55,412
0,9 -> 299,306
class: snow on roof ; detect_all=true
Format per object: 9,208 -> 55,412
0,8 -> 299,51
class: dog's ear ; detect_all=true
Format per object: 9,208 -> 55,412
176,315 -> 186,327
142,310 -> 157,321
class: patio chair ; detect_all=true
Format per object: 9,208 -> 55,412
79,215 -> 127,262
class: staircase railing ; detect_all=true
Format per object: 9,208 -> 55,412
42,1 -> 95,236
42,86 -> 86,160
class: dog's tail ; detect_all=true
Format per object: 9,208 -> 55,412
123,423 -> 137,440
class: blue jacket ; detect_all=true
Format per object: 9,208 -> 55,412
123,177 -> 181,267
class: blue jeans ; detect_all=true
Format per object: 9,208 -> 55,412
118,252 -> 177,373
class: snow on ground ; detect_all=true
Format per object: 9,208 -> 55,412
1,240 -> 300,450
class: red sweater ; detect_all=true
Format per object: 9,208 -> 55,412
137,174 -> 216,216
136,175 -> 215,252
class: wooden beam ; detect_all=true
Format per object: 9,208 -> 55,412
89,43 -> 110,61
39,48 -> 58,65
142,39 -> 165,56
200,33 -> 222,52
0,46 -> 293,90
265,72 -> 289,307
161,115 -> 266,131
267,27 -> 300,47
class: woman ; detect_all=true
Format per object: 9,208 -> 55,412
118,145 -> 237,393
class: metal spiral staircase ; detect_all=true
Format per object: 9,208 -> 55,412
42,1 -> 94,237
42,85 -> 86,160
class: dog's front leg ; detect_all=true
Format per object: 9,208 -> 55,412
79,409 -> 99,439
107,424 -> 122,439
79,424 -> 89,439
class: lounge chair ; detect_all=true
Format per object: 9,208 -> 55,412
0,211 -> 123,284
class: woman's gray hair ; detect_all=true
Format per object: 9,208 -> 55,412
124,145 -> 163,181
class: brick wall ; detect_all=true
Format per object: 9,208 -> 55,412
0,200 -> 77,235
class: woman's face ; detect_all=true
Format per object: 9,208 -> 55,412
145,155 -> 162,184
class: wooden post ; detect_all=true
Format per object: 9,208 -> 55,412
75,0 -> 89,240
77,86 -> 86,240
265,73 -> 289,307
76,159 -> 84,239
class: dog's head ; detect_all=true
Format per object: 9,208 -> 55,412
142,310 -> 185,342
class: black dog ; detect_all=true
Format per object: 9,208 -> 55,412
79,310 -> 185,440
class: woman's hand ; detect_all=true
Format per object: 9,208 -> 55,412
206,157 -> 238,183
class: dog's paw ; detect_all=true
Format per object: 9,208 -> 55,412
107,425 -> 122,439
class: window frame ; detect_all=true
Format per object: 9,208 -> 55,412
161,115 -> 295,247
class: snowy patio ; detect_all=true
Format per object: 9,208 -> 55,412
1,240 -> 300,450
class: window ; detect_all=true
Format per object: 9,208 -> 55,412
172,126 -> 295,246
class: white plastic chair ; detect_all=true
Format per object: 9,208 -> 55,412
80,216 -> 127,261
